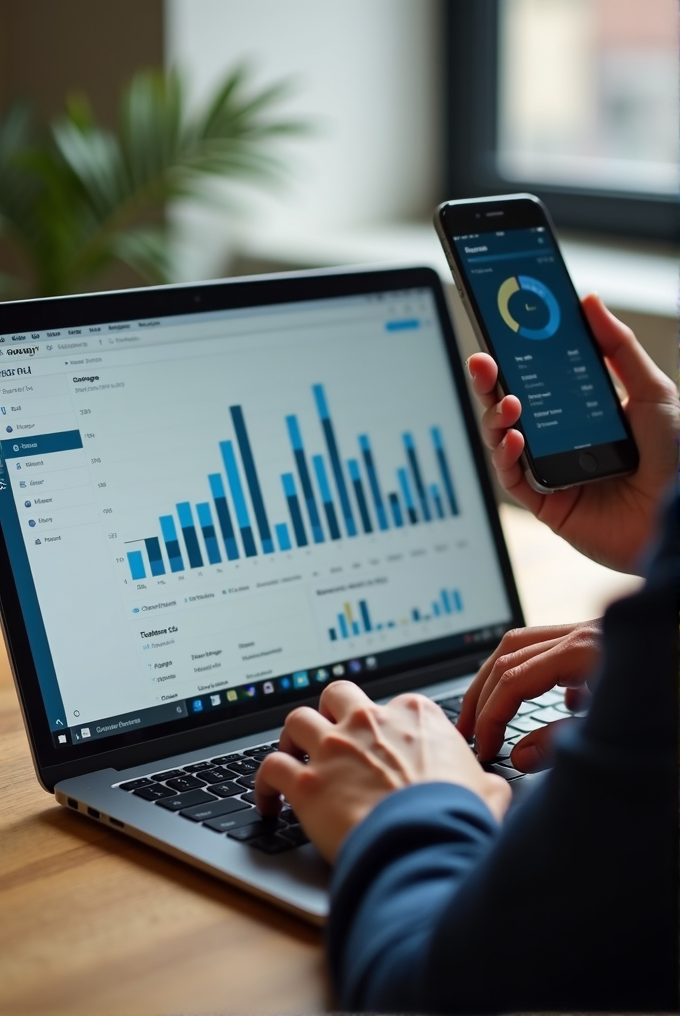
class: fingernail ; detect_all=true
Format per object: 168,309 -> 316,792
465,357 -> 476,381
495,399 -> 503,414
500,435 -> 507,449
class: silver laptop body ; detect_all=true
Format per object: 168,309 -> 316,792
0,266 -> 523,924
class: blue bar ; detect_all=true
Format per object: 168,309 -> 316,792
403,432 -> 431,521
177,502 -> 204,568
282,473 -> 308,547
312,384 -> 357,537
359,434 -> 389,530
387,621 -> 396,629
385,318 -> 420,331
359,599 -> 372,632
275,522 -> 292,551
347,458 -> 372,533
196,502 -> 222,564
144,537 -> 165,576
230,405 -> 274,553
312,454 -> 341,540
352,621 -> 360,635
209,473 -> 239,560
388,491 -> 404,528
431,427 -> 459,515
376,623 -> 384,631
429,483 -> 444,519
338,614 -> 349,639
412,608 -> 420,622
286,415 -> 324,543
329,628 -> 337,641
441,589 -> 452,614
160,515 -> 184,572
127,550 -> 146,581
220,440 -> 257,557
432,602 -> 441,616
397,468 -> 418,524
453,590 -> 463,611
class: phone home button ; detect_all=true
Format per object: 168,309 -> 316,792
578,451 -> 598,474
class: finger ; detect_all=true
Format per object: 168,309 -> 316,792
466,352 -> 499,408
318,679 -> 373,724
278,705 -> 330,758
458,624 -> 577,738
480,396 -> 522,450
489,435 -> 547,517
510,719 -> 573,772
564,685 -> 592,712
581,294 -> 672,402
255,751 -> 304,815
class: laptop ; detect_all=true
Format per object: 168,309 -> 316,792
0,264 -> 541,925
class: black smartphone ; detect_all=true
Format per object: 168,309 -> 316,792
434,193 -> 639,492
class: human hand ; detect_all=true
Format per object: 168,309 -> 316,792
255,681 -> 511,863
457,619 -> 601,771
467,294 -> 680,573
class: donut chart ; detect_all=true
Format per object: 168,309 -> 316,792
497,275 -> 561,340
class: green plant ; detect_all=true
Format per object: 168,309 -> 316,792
0,67 -> 306,299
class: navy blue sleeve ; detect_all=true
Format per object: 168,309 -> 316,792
327,493 -> 678,1014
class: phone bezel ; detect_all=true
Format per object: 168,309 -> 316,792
434,193 -> 639,492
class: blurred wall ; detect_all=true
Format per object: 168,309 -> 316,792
164,0 -> 443,280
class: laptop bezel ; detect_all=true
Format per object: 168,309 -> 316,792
0,264 -> 524,791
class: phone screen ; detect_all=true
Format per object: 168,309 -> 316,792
452,226 -> 627,460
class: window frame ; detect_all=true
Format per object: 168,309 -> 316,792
442,0 -> 678,242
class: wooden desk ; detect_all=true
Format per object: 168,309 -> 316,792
0,505 -> 641,1015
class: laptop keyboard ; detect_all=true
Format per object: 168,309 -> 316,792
114,689 -> 571,854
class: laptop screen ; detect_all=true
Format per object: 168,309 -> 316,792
0,271 -> 516,757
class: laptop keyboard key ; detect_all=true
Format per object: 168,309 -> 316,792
166,775 -> 206,792
195,766 -> 234,784
248,834 -> 293,855
506,714 -> 546,734
133,783 -> 177,801
483,762 -> 524,780
181,796 -> 251,823
209,781 -> 243,798
225,759 -> 260,776
227,818 -> 285,842
279,824 -> 310,847
156,789 -> 217,811
203,808 -> 259,833
150,769 -> 186,782
119,777 -> 156,791
210,753 -> 245,765
236,774 -> 257,790
182,761 -> 213,773
436,695 -> 464,714
243,744 -> 277,757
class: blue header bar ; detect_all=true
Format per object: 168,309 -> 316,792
1,430 -> 83,459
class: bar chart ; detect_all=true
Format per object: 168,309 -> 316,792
327,587 -> 464,641
124,383 -> 460,582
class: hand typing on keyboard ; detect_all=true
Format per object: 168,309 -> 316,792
255,681 -> 511,864
457,619 -> 601,771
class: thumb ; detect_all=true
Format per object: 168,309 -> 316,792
510,718 -> 573,772
581,293 -> 670,402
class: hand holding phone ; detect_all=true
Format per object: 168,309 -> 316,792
469,292 -> 677,573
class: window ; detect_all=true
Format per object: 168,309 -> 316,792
443,0 -> 678,240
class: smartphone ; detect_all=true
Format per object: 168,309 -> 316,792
434,193 -> 639,492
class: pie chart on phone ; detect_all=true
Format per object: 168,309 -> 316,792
497,275 -> 561,340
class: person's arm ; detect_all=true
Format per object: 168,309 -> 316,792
256,493 -> 678,1014
468,294 -> 679,573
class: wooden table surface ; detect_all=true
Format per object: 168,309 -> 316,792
0,504 -> 641,1015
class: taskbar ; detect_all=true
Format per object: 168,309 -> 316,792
51,621 -> 509,749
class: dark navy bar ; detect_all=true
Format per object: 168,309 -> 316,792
160,515 -> 184,572
359,434 -> 388,530
209,473 -> 240,560
359,599 -> 372,632
220,440 -> 257,557
1,429 -> 83,458
388,491 -> 404,528
347,458 -> 372,533
230,405 -> 274,554
403,432 -> 431,521
286,414 -> 324,543
177,502 -> 204,568
282,473 -> 308,547
196,502 -> 222,564
431,427 -> 459,515
397,468 -> 418,524
312,454 -> 341,540
429,482 -> 444,519
312,384 -> 357,537
144,537 -> 166,576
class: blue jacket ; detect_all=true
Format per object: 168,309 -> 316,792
328,494 -> 678,1013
